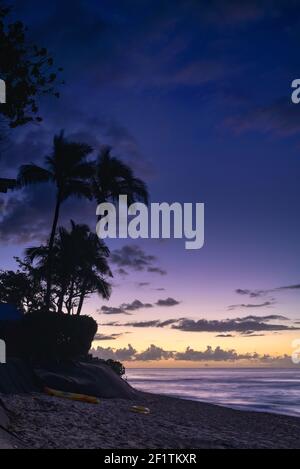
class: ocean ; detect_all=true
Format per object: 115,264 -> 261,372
126,368 -> 300,417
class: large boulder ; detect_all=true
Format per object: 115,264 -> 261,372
35,361 -> 137,400
0,360 -> 41,394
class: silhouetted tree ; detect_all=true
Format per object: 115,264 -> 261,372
92,146 -> 149,206
0,2 -> 62,128
18,132 -> 94,311
0,264 -> 44,313
25,221 -> 112,315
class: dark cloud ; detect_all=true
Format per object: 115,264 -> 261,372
100,306 -> 129,315
116,268 -> 129,276
99,298 -> 179,315
101,318 -> 181,328
123,320 -> 163,328
236,284 -> 300,299
276,284 -> 300,291
235,288 -> 266,298
91,344 -> 137,361
100,299 -> 153,315
147,267 -> 167,276
122,300 -> 153,312
0,127 -> 52,173
237,315 -> 289,322
174,346 -> 252,362
228,301 -> 275,311
156,298 -> 180,307
172,315 -> 297,334
101,315 -> 294,334
111,245 -> 166,276
174,346 -> 290,364
137,282 -> 150,287
91,343 -> 292,364
224,99 -> 300,137
94,333 -> 124,341
135,344 -> 174,361
0,184 -> 55,244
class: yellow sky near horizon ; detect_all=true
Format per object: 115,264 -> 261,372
92,326 -> 299,368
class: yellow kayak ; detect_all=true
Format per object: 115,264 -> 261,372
130,405 -> 150,415
44,387 -> 100,404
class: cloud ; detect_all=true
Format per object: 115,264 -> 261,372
100,299 -> 153,315
92,344 -> 137,361
122,300 -> 153,311
147,267 -> 167,276
236,284 -> 300,299
116,268 -> 129,276
137,282 -> 150,287
102,315 -> 294,335
135,344 -> 174,361
174,346 -> 251,362
101,318 -> 181,328
235,288 -> 266,298
94,333 -> 124,341
216,334 -> 235,338
240,332 -> 266,338
171,315 -> 297,334
276,284 -> 300,291
224,99 -> 300,137
0,184 -> 62,244
156,298 -> 180,307
228,301 -> 275,311
100,306 -> 129,315
91,343 -> 293,365
237,314 -> 289,322
111,245 -> 166,275
122,320 -> 163,328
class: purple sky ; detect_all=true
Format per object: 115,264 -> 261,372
1,0 -> 300,366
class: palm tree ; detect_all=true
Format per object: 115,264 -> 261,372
25,221 -> 112,315
91,146 -> 149,206
71,221 -> 112,315
18,131 -> 94,310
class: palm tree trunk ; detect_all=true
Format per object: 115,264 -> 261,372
57,285 -> 66,313
76,283 -> 87,316
66,279 -> 75,315
45,192 -> 61,311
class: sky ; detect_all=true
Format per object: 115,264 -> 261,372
1,0 -> 300,367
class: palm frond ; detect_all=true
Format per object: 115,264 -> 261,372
18,164 -> 52,187
62,180 -> 92,201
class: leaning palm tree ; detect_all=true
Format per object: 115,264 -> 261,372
18,131 -> 94,310
91,146 -> 149,206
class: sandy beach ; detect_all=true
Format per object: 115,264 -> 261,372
1,391 -> 300,449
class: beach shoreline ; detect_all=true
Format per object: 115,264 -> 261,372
1,391 -> 300,449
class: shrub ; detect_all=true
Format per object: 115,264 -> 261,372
88,355 -> 126,377
105,359 -> 125,377
0,312 -> 98,362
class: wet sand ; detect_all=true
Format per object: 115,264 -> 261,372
1,392 -> 300,449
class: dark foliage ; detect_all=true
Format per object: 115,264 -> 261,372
104,359 -> 126,377
0,3 -> 62,127
0,312 -> 98,362
88,355 -> 126,377
0,268 -> 44,313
